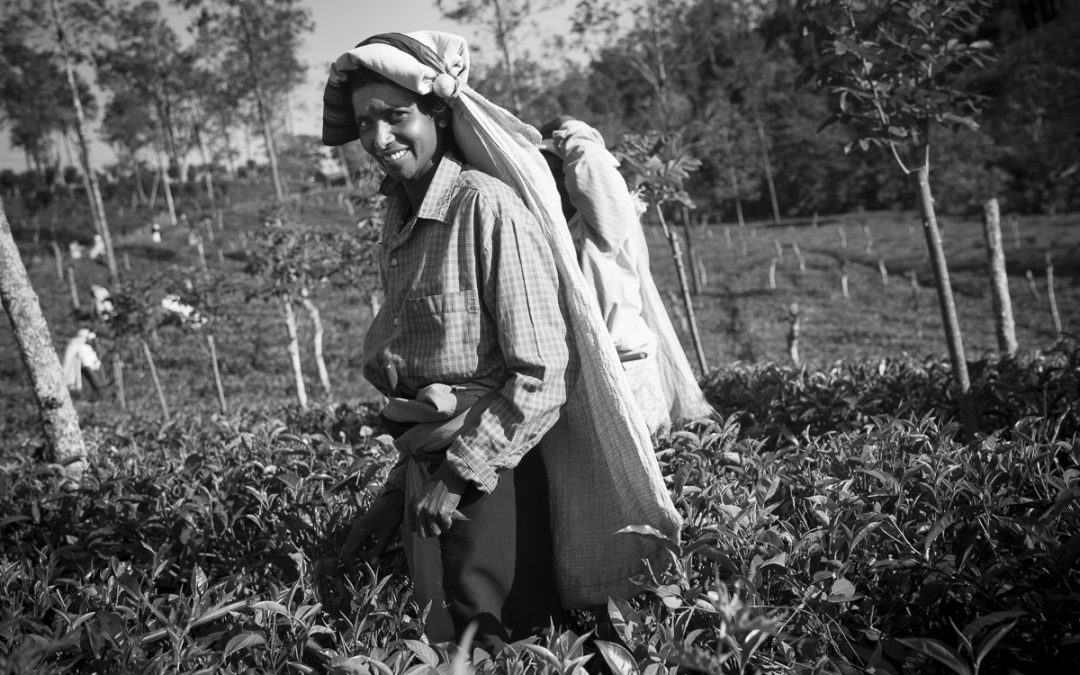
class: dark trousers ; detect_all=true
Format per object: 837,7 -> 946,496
438,448 -> 564,650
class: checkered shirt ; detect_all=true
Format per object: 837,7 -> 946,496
364,154 -> 572,493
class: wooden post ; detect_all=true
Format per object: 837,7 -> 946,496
655,204 -> 708,375
1025,270 -> 1040,299
1046,252 -> 1063,339
862,224 -> 873,254
787,302 -> 801,366
141,338 -> 170,423
792,242 -> 806,274
50,241 -> 63,281
811,210 -> 819,229
838,225 -> 847,249
215,209 -> 224,232
206,333 -> 227,414
1007,213 -> 1020,249
767,257 -> 777,290
67,267 -> 80,310
216,248 -> 225,265
113,355 -> 126,410
840,259 -> 850,299
773,239 -> 784,263
723,226 -> 732,250
122,251 -> 131,272
981,198 -> 1017,358
878,258 -> 889,286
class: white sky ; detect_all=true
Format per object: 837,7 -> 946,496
0,0 -> 574,172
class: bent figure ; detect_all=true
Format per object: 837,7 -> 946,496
62,328 -> 106,397
540,116 -> 714,432
325,31 -> 681,651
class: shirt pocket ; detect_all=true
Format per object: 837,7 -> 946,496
401,290 -> 481,381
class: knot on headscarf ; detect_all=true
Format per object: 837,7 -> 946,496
432,73 -> 462,99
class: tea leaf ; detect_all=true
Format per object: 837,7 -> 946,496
223,631 -> 266,659
595,640 -> 640,675
897,638 -> 972,675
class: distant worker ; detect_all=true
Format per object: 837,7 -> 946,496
539,116 -> 713,432
62,328 -> 106,397
90,284 -> 114,321
88,234 -> 105,261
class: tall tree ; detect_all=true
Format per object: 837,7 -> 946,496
800,0 -> 995,431
182,0 -> 313,201
95,0 -> 189,179
47,0 -> 119,280
0,196 -> 87,483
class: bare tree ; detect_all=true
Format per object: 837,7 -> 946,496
0,196 -> 86,482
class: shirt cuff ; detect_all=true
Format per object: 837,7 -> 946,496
444,438 -> 500,494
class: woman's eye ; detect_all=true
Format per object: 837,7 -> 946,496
357,118 -> 372,130
389,110 -> 408,123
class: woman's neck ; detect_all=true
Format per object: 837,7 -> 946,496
403,152 -> 446,212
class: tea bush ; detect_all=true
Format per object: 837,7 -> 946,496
1,343 -> 1077,673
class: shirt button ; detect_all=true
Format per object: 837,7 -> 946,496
393,317 -> 399,326
390,257 -> 398,266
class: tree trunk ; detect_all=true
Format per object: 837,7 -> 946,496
148,169 -> 160,209
280,294 -> 307,410
753,106 -> 781,226
158,153 -> 177,227
680,206 -> 701,295
981,198 -> 1017,358
914,161 -> 975,432
655,204 -> 708,375
50,241 -> 63,281
132,158 -> 148,206
67,266 -> 79,310
301,293 -> 331,395
193,120 -> 215,204
49,0 -> 117,282
729,167 -> 746,229
141,338 -> 170,423
206,333 -> 227,414
0,198 -> 86,482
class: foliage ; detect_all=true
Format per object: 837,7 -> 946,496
614,131 -> 702,210
2,341 -> 1078,672
242,207 -> 380,303
798,0 -> 996,163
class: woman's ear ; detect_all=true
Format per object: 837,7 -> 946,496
432,102 -> 451,128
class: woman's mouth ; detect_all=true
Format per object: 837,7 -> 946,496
381,149 -> 408,163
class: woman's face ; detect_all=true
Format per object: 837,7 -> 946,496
351,80 -> 445,185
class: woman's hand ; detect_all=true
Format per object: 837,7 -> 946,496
412,462 -> 469,538
340,490 -> 405,573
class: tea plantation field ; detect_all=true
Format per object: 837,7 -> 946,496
1,188 -> 1078,673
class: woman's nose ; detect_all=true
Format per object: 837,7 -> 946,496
372,121 -> 394,149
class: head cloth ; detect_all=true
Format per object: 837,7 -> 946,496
321,31 -> 684,608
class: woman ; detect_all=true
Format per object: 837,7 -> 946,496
538,116 -> 714,434
325,31 -> 680,649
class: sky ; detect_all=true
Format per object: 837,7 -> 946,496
0,0 -> 572,173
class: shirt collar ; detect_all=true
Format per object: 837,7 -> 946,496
378,152 -> 463,226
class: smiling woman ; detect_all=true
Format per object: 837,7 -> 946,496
321,30 -> 681,654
